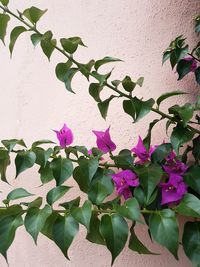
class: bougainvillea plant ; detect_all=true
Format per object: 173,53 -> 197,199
0,1 -> 200,266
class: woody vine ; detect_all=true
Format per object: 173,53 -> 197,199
0,1 -> 200,266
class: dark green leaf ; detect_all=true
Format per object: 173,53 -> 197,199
59,196 -> 80,210
143,119 -> 160,150
162,50 -> 171,65
52,214 -> 79,260
41,31 -> 56,60
135,164 -> 163,204
184,166 -> 200,194
41,212 -> 58,240
30,33 -> 42,47
88,168 -> 114,205
149,209 -> 179,259
7,188 -> 34,201
86,211 -> 105,245
60,37 -> 85,54
195,67 -> 200,85
171,125 -> 194,154
175,193 -> 200,217
50,157 -> 73,186
151,143 -> 172,163
9,26 -> 27,56
56,65 -> 78,93
79,59 -> 95,80
0,13 -> 10,44
15,151 -> 36,177
113,149 -> 134,169
0,149 -> 10,183
47,186 -> 71,206
73,158 -> 99,193
32,139 -> 54,148
71,200 -> 92,230
39,161 -> 54,184
122,76 -> 136,92
23,6 -> 47,24
24,205 -> 52,243
176,59 -> 193,80
95,56 -> 122,71
27,197 -> 43,208
98,95 -> 115,119
169,103 -> 194,127
91,71 -> 112,86
116,198 -> 141,222
182,221 -> 200,266
129,225 -> 157,254
100,214 -> 128,265
123,97 -> 155,123
89,83 -> 103,102
1,139 -> 26,152
157,91 -> 187,108
33,147 -> 53,167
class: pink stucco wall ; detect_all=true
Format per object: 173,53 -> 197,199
0,0 -> 200,266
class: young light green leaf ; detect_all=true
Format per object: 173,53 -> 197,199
24,205 -> 52,243
149,209 -> 179,259
0,13 -> 10,44
9,26 -> 27,56
0,0 -> 9,6
7,188 -> 34,201
47,186 -> 71,206
100,214 -> 128,265
94,56 -> 122,71
15,151 -> 36,177
52,214 -> 79,260
23,6 -> 47,24
136,77 -> 144,87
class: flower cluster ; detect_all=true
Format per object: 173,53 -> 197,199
54,124 -> 188,206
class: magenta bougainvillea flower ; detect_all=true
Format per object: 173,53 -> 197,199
163,160 -> 188,175
183,56 -> 198,72
111,170 -> 139,199
160,174 -> 187,205
92,127 -> 116,153
53,123 -> 73,148
131,136 -> 155,164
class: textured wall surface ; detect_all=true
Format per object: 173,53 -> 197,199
0,0 -> 200,266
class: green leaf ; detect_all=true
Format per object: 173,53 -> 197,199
86,211 -> 105,245
32,139 -> 54,148
116,198 -> 141,222
60,37 -> 85,54
123,97 -> 155,123
1,139 -> 26,152
41,212 -> 58,240
98,95 -> 115,119
52,214 -> 79,260
162,50 -> 171,65
30,33 -> 42,47
71,200 -> 92,230
9,26 -> 27,56
184,166 -> 200,194
39,161 -> 54,184
79,59 -> 95,80
0,212 -> 23,259
171,125 -> 194,154
182,221 -> 200,267
0,0 -> 9,6
88,168 -> 114,205
176,59 -> 193,80
47,186 -> 71,206
40,31 -> 56,60
94,56 -> 122,71
59,196 -> 80,210
89,83 -> 103,102
0,149 -> 10,183
73,158 -> 99,193
136,77 -> 144,87
169,103 -> 194,127
15,151 -> 36,177
192,135 -> 200,161
7,188 -> 34,201
122,76 -> 136,92
91,71 -> 112,86
27,197 -> 43,208
143,119 -> 160,150
129,225 -> 157,254
23,6 -> 47,24
135,164 -> 163,204
157,91 -> 187,108
0,13 -> 10,44
113,149 -> 134,169
24,205 -> 52,243
100,214 -> 128,265
195,67 -> 200,85
151,143 -> 172,163
149,209 -> 179,259
33,147 -> 53,167
175,193 -> 200,217
50,157 -> 73,186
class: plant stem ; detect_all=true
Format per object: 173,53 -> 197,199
1,4 -> 200,135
